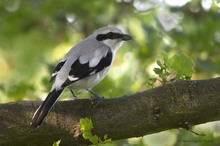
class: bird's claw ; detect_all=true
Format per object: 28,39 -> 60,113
90,96 -> 104,108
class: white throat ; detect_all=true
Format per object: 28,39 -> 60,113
103,39 -> 123,52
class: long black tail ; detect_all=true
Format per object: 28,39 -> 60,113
30,89 -> 63,129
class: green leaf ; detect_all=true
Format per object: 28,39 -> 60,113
103,134 -> 112,144
80,118 -> 93,131
153,68 -> 162,74
52,140 -> 61,146
80,118 -> 112,145
156,60 -> 163,68
167,53 -> 194,78
80,118 -> 99,145
161,51 -> 169,64
89,135 -> 99,145
80,118 -> 94,139
104,134 -> 108,140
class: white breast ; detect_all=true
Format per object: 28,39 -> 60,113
67,67 -> 110,91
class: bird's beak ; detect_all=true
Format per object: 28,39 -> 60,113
121,34 -> 132,41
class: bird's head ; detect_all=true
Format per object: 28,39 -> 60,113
89,26 -> 132,51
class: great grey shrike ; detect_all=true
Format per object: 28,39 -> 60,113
30,26 -> 132,129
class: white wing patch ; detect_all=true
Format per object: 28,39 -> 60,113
52,72 -> 58,77
50,58 -> 67,82
89,49 -> 103,67
89,70 -> 96,75
79,55 -> 88,64
89,57 -> 102,67
68,75 -> 79,81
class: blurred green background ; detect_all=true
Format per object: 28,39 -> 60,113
0,0 -> 220,145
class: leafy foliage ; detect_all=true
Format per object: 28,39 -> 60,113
149,51 -> 194,87
165,52 -> 194,78
80,118 -> 112,145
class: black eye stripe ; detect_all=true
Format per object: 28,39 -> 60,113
96,32 -> 122,41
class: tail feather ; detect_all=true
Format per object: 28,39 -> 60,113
30,89 -> 63,129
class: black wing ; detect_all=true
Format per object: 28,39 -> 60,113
61,51 -> 113,88
50,59 -> 66,82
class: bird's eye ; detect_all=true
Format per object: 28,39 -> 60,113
107,32 -> 115,39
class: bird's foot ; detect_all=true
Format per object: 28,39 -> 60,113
90,97 -> 103,108
86,89 -> 104,99
83,89 -> 104,107
91,95 -> 104,100
70,89 -> 78,100
73,96 -> 78,100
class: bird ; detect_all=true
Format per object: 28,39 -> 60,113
30,26 -> 132,129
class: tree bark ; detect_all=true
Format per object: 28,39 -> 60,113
1,78 -> 220,146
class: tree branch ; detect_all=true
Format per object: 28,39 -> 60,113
1,78 -> 220,146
